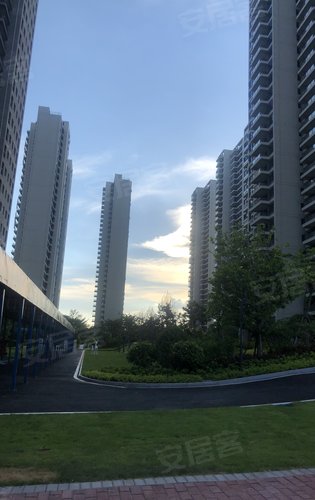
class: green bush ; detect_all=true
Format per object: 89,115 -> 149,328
126,341 -> 156,368
155,327 -> 188,368
82,370 -> 203,383
170,340 -> 205,372
202,336 -> 237,368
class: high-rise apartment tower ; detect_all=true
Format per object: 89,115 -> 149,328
13,106 -> 72,307
189,179 -> 216,306
94,174 -> 131,325
0,0 -> 38,249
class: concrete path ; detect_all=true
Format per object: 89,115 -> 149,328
1,350 -> 315,413
1,469 -> 315,499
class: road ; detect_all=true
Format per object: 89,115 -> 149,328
1,350 -> 315,413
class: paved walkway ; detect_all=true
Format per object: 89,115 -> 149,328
1,469 -> 315,499
2,350 -> 315,413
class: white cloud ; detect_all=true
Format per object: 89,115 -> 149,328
72,151 -> 113,178
132,156 -> 216,201
140,204 -> 191,258
127,256 -> 188,285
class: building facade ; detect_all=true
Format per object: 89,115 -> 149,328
215,0 -> 315,315
189,179 -> 216,307
93,174 -> 131,325
12,106 -> 72,307
0,0 -> 38,249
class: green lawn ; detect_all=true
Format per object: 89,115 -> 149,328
82,349 -> 315,384
83,349 -> 131,371
1,403 -> 315,485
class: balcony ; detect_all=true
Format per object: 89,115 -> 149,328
303,212 -> 315,228
250,70 -> 272,93
298,4 -> 315,31
301,162 -> 315,179
299,48 -> 315,78
298,34 -> 315,63
251,110 -> 272,128
251,57 -> 272,82
251,210 -> 274,226
299,94 -> 315,120
298,19 -> 315,49
250,33 -> 272,56
302,179 -> 315,196
251,19 -> 271,45
302,193 -> 315,211
300,143 -> 315,163
299,78 -> 315,104
299,64 -> 315,93
300,127 -> 315,148
300,109 -> 315,133
251,167 -> 273,184
251,138 -> 273,156
251,196 -> 274,212
297,0 -> 315,21
251,152 -> 273,170
252,124 -> 273,141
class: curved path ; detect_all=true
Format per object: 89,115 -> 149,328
1,350 -> 315,413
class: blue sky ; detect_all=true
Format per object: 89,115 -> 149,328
7,0 -> 249,323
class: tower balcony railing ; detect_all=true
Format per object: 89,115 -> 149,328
250,4 -> 272,34
296,4 -> 314,35
298,34 -> 315,63
299,79 -> 315,105
250,68 -> 272,93
300,143 -> 315,164
298,48 -> 315,77
251,195 -> 274,213
300,127 -> 315,149
298,18 -> 315,49
299,94 -> 315,120
251,110 -> 272,128
302,212 -> 315,228
251,181 -> 274,197
301,162 -> 315,180
300,109 -> 315,133
299,64 -> 315,93
251,168 -> 273,185
301,178 -> 315,196
252,124 -> 273,141
302,193 -> 315,211
250,32 -> 271,57
251,55 -> 272,82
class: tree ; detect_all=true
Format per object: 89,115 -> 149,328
64,309 -> 90,344
208,229 -> 303,358
182,300 -> 207,330
157,294 -> 178,328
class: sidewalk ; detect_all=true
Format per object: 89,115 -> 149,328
1,469 -> 315,499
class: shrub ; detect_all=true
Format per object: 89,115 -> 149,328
169,340 -> 205,372
155,327 -> 188,368
126,341 -> 156,368
202,336 -> 236,368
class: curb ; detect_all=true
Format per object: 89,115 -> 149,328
1,468 -> 315,495
75,354 -> 315,389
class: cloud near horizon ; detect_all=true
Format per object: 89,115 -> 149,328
139,204 -> 191,258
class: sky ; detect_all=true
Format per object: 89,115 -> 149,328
7,0 -> 249,324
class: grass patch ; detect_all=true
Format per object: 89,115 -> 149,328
82,350 -> 315,384
1,404 -> 315,485
83,349 -> 131,371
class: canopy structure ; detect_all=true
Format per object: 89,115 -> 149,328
0,249 -> 74,392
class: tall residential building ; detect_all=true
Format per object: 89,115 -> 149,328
0,0 -> 38,249
189,179 -> 216,307
248,0 -> 301,254
93,174 -> 131,325
12,106 -> 72,307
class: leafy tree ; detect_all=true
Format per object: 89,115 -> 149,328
64,309 -> 90,344
157,294 -> 178,328
208,229 -> 303,358
182,300 -> 207,330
